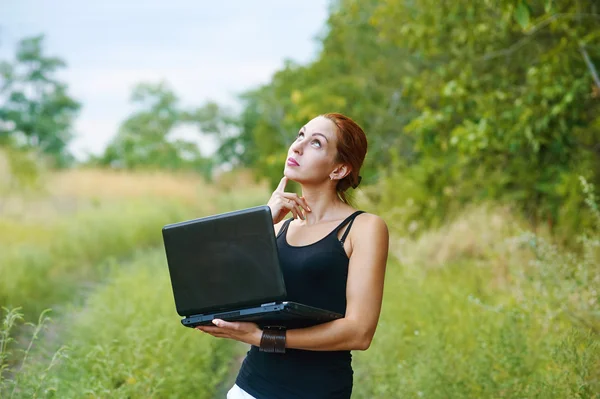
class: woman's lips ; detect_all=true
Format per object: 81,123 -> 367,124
287,158 -> 299,166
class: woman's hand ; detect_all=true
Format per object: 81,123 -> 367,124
196,319 -> 262,346
267,176 -> 311,224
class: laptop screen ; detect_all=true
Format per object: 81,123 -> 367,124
162,206 -> 287,316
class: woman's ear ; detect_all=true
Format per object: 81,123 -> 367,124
330,164 -> 351,181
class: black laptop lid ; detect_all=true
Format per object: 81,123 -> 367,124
162,205 -> 287,316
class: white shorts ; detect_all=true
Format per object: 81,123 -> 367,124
227,384 -> 257,399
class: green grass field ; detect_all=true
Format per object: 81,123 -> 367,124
353,261 -> 599,398
1,169 -> 598,398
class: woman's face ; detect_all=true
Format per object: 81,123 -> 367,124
284,116 -> 341,184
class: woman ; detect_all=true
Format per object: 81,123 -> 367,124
197,113 -> 389,398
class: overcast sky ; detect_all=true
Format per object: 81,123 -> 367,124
1,0 -> 330,159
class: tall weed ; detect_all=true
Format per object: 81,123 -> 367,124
0,308 -> 68,398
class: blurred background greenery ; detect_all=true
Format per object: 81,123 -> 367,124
1,0 -> 599,398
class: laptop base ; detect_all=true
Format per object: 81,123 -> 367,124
181,301 -> 342,328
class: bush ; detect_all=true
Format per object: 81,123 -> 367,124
505,177 -> 600,333
353,178 -> 599,398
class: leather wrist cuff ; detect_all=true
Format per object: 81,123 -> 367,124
259,327 -> 286,354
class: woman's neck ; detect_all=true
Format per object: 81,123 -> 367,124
300,185 -> 350,225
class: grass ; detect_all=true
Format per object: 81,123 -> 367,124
0,199 -> 197,318
1,167 -> 598,398
352,201 -> 599,398
52,249 -> 238,399
1,250 -> 239,398
0,167 -> 268,398
353,260 -> 599,398
0,168 -> 268,319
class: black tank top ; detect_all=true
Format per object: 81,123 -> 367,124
235,210 -> 364,399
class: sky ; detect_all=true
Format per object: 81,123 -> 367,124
1,0 -> 330,160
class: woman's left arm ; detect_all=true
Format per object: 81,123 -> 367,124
285,214 -> 389,351
198,214 -> 389,352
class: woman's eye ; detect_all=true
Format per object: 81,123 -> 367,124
295,132 -> 320,148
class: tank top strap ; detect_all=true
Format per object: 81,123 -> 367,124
276,218 -> 294,239
336,210 -> 365,244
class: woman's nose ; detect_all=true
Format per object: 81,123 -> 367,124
290,140 -> 303,154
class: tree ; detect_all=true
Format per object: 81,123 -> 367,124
0,35 -> 80,167
183,101 -> 240,165
370,0 -> 600,232
204,0 -> 599,236
99,81 -> 212,178
209,0 -> 420,189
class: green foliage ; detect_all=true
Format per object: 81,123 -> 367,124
0,35 -> 81,167
98,82 -> 213,178
196,0 -> 599,236
369,0 -> 600,232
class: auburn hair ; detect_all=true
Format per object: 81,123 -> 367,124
321,113 -> 368,204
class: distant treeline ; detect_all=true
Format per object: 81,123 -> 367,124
1,0 -> 599,236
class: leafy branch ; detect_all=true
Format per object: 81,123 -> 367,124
480,13 -> 600,62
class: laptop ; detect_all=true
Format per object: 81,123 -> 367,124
161,205 -> 343,328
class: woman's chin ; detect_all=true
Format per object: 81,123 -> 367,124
283,168 -> 299,180
284,173 -> 297,182
283,172 -> 303,185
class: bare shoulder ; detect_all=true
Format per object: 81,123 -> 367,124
348,212 -> 389,264
350,213 -> 389,251
354,213 -> 389,236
